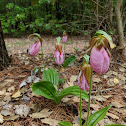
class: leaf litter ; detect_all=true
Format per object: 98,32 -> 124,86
0,36 -> 125,125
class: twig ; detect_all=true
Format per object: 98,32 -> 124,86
90,88 -> 114,94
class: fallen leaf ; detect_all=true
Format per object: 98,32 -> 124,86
93,96 -> 106,102
96,119 -> 104,126
72,96 -> 80,103
107,78 -> 115,86
61,97 -> 71,103
30,108 -> 52,118
118,74 -> 125,81
90,104 -> 101,111
4,115 -> 19,121
102,95 -> 112,99
119,66 -> 126,72
70,75 -> 78,82
115,108 -> 126,115
107,112 -> 119,119
112,101 -> 125,108
0,114 -> 3,123
0,79 -> 14,88
7,86 -> 15,92
0,89 -> 6,95
14,104 -> 30,117
92,77 -> 101,83
20,80 -> 27,88
113,78 -> 119,84
1,110 -> 14,116
41,118 -> 59,126
12,90 -> 21,98
63,81 -> 74,89
112,71 -> 118,76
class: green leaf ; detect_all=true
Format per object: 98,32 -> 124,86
62,56 -> 75,68
57,36 -> 61,44
83,54 -> 89,64
84,105 -> 112,126
58,121 -> 73,126
105,124 -> 125,126
31,81 -> 57,101
95,30 -> 116,49
43,68 -> 59,85
59,85 -> 89,100
59,78 -> 65,83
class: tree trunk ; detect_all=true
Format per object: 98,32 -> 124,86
0,21 -> 11,71
115,0 -> 124,48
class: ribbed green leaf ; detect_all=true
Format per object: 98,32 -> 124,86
58,121 -> 73,126
59,85 -> 88,100
84,105 -> 112,126
62,56 -> 75,68
31,81 -> 57,100
105,124 -> 125,126
43,68 -> 59,85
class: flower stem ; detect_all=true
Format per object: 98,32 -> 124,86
86,68 -> 93,126
41,46 -> 45,70
80,88 -> 82,126
58,65 -> 61,93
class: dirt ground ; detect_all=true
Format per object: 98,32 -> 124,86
0,36 -> 125,126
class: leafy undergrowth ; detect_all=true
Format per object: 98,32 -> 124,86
0,37 -> 126,126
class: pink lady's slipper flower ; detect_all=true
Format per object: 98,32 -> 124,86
78,64 -> 91,91
30,41 -> 41,56
62,35 -> 67,43
90,47 -> 110,74
54,43 -> 65,65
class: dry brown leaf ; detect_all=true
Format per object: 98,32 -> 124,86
0,114 -> 3,123
81,112 -> 87,120
63,81 -> 74,89
107,113 -> 119,119
30,108 -> 52,118
118,74 -> 125,81
112,101 -> 125,108
115,108 -> 126,115
119,66 -> 126,72
70,75 -> 78,82
93,96 -> 106,102
4,115 -> 19,121
12,90 -> 21,98
90,104 -> 101,111
72,96 -> 80,103
92,77 -> 101,83
113,78 -> 119,84
41,118 -> 59,126
107,79 -> 115,86
61,97 -> 70,103
102,95 -> 112,99
0,89 -> 6,95
96,119 -> 104,126
14,104 -> 30,117
1,110 -> 14,116
0,79 -> 14,88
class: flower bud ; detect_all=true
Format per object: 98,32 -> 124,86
78,64 -> 91,91
62,35 -> 67,43
54,43 -> 65,65
90,47 -> 110,73
30,41 -> 41,56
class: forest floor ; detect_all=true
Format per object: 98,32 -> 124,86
0,36 -> 126,126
